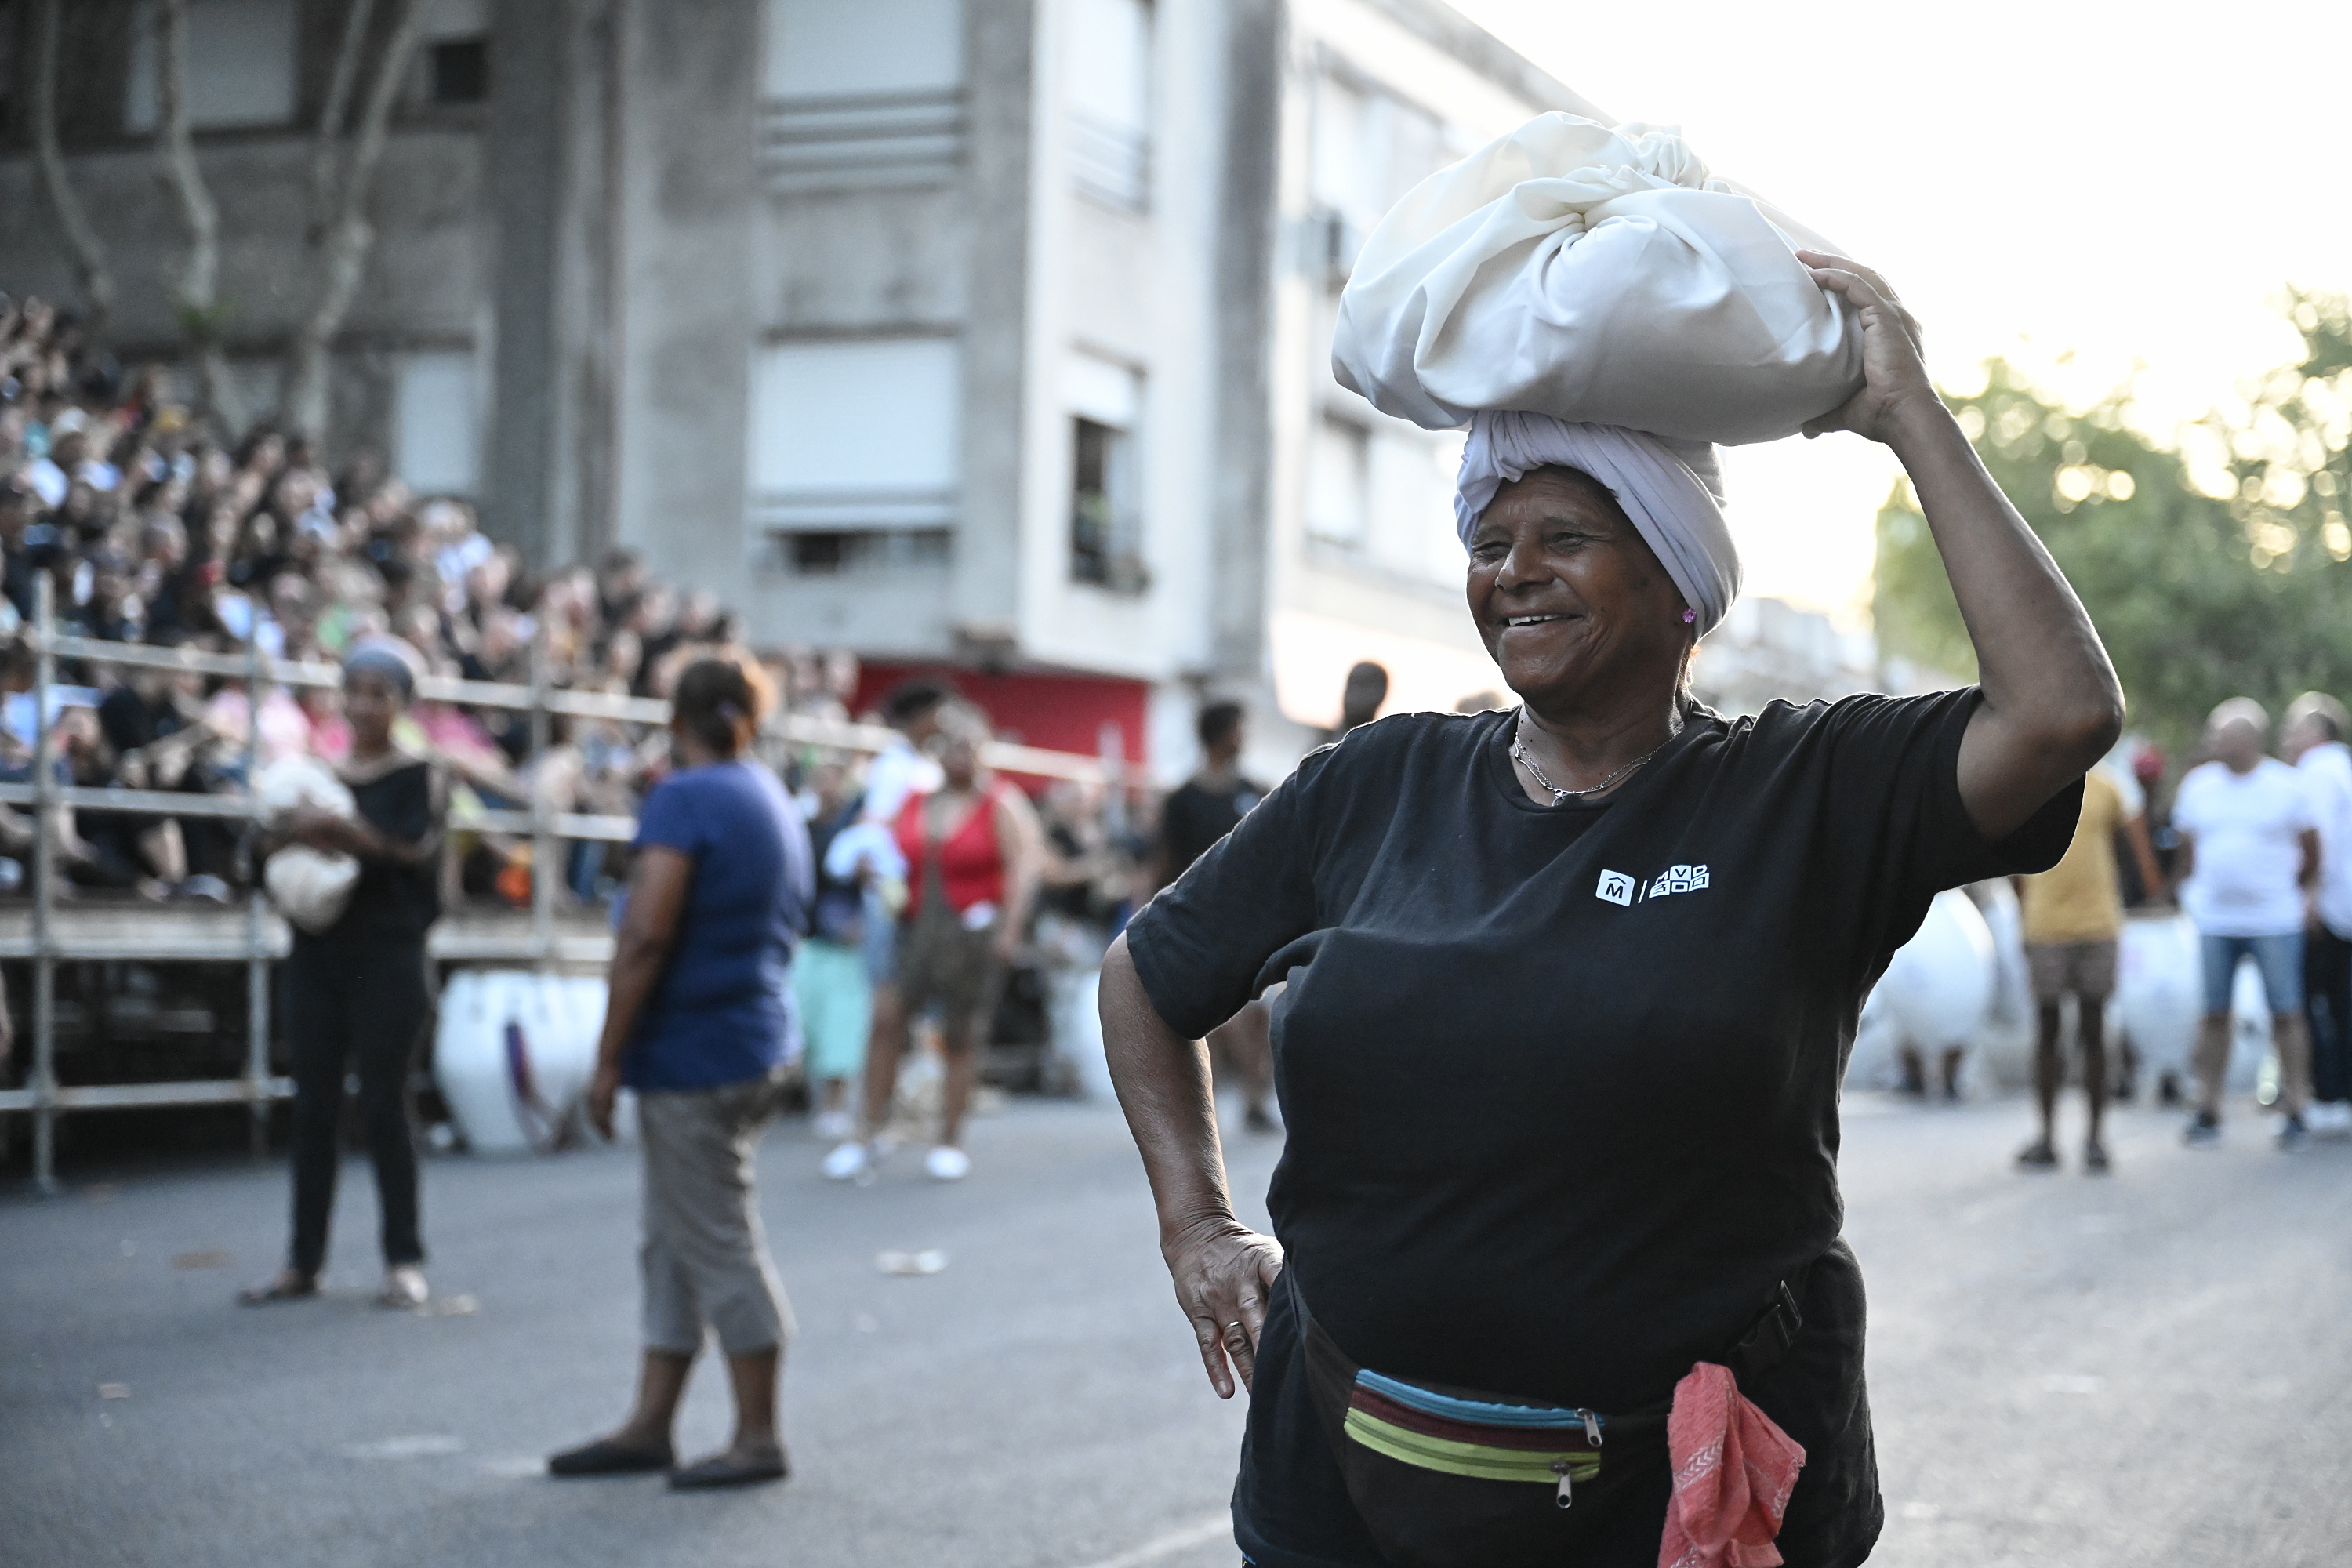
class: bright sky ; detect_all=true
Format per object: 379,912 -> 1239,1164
1451,0 -> 2352,627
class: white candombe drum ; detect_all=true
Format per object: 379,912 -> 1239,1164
2115,913 -> 2199,1087
433,970 -> 615,1153
1850,888 -> 1997,1093
1050,967 -> 1114,1105
1968,880 -> 2037,1086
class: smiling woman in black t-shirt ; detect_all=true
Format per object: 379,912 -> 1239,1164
1101,257 -> 2122,1568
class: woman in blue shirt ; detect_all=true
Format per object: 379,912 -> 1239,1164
550,657 -> 814,1490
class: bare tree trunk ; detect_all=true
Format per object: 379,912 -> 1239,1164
306,0 -> 376,237
154,0 -> 243,436
281,0 -> 425,445
31,0 -> 113,335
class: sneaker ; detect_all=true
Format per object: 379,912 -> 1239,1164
2314,1102 -> 2352,1138
2082,1139 -> 2111,1174
812,1108 -> 855,1142
378,1264 -> 429,1309
820,1141 -> 872,1181
924,1145 -> 971,1182
2183,1111 -> 2222,1147
2278,1115 -> 2310,1152
2014,1139 -> 2060,1171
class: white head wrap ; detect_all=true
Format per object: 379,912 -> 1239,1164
1454,412 -> 1740,637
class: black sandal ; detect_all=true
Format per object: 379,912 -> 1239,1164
547,1438 -> 677,1477
237,1269 -> 319,1305
667,1448 -> 789,1490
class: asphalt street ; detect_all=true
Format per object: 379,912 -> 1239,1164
4,1089 -> 2350,1568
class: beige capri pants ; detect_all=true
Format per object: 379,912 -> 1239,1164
637,1070 -> 797,1356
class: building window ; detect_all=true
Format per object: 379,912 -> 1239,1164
1065,351 -> 1145,591
394,351 -> 482,497
427,39 -> 488,103
1065,0 -> 1152,211
781,528 -> 953,575
1308,73 -> 1446,278
760,0 -> 967,191
1070,418 -> 1146,590
750,337 -> 961,564
1307,417 -> 1369,549
125,0 -> 298,132
416,0 -> 488,105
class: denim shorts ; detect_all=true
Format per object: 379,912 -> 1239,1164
2200,931 -> 2305,1016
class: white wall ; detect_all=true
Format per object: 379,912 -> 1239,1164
125,0 -> 298,132
394,352 -> 483,497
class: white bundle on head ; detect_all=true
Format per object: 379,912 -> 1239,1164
1454,413 -> 1740,636
1332,114 -> 1864,633
1332,114 -> 1862,444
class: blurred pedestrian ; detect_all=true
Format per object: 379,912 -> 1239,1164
795,758 -> 873,1142
2013,763 -> 2162,1172
556,657 -> 812,1489
1154,701 -> 1276,1133
2174,699 -> 2320,1149
1324,661 -> 1388,742
826,709 -> 1042,1183
2283,691 -> 2352,1137
241,638 -> 443,1309
862,678 -> 948,828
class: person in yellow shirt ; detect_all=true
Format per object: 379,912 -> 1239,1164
2015,767 -> 2163,1171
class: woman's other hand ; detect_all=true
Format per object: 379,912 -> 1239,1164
586,1062 -> 622,1141
1165,1215 -> 1284,1399
1797,251 -> 1938,445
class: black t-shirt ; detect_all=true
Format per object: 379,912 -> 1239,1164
1124,691 -> 2079,1568
299,760 -> 444,948
1160,773 -> 1268,881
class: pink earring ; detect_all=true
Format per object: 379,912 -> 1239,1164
1681,609 -> 1697,625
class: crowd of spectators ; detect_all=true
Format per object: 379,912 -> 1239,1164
0,293 -> 1174,938
0,294 -> 886,908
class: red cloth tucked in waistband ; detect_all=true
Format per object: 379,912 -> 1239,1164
1657,1361 -> 1804,1568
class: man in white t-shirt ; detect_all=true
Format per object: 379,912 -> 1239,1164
2172,698 -> 2321,1148
2284,691 -> 2352,1136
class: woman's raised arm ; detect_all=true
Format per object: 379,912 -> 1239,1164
1798,251 -> 2124,840
1100,933 -> 1283,1398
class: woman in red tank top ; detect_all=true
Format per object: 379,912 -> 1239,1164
846,711 -> 1042,1182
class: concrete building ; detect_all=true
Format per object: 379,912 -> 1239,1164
2,0 -> 1599,776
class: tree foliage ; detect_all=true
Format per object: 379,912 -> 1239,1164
1874,299 -> 2352,757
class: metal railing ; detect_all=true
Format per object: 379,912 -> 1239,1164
0,579 -> 1129,1192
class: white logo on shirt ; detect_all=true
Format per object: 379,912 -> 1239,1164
1645,863 -> 1711,900
1596,864 -> 1710,907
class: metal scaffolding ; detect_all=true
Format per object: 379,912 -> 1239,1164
0,582 -> 1120,1192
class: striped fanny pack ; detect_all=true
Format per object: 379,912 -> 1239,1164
1345,1368 -> 1606,1506
1294,1266 -> 1808,1568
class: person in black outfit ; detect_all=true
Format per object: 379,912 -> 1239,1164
241,639 -> 445,1310
1099,256 -> 2124,1567
1322,662 -> 1388,744
1154,701 -> 1276,1132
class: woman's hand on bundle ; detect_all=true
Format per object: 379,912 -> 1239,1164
285,806 -> 351,852
1165,1214 -> 1285,1399
1796,251 -> 1941,446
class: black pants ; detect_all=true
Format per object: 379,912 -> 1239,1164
285,934 -> 431,1275
2307,924 -> 2352,1104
